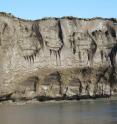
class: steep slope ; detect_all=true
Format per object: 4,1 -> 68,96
0,13 -> 117,101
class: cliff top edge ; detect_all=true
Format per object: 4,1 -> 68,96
0,12 -> 117,22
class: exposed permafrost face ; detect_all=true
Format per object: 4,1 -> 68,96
39,19 -> 64,66
9,17 -> 117,68
17,23 -> 43,62
0,13 -> 117,100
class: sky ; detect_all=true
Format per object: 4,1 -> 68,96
0,0 -> 117,20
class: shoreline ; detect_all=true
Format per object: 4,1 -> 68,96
0,95 -> 117,106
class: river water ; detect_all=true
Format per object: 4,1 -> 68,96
0,100 -> 117,124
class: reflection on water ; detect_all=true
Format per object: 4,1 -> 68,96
0,100 -> 117,124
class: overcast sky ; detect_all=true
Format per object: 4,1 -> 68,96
0,0 -> 116,20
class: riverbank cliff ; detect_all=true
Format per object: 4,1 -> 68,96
0,12 -> 117,102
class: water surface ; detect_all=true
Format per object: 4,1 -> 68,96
0,100 -> 117,124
